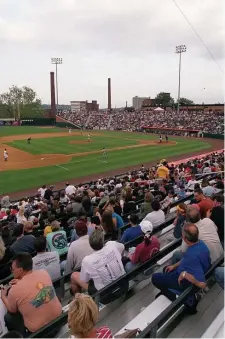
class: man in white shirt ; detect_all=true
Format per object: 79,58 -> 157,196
70,230 -> 125,294
173,206 -> 223,264
65,183 -> 76,196
37,185 -> 47,198
144,200 -> 165,228
65,220 -> 94,273
32,236 -> 61,281
186,174 -> 198,191
202,163 -> 211,174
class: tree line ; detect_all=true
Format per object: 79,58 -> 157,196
0,85 -> 43,119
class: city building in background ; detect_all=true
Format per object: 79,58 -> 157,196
132,96 -> 149,110
70,100 -> 99,112
142,98 -> 155,107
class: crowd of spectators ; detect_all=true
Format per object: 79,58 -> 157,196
0,150 -> 224,336
57,109 -> 224,135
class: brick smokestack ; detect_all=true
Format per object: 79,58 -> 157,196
108,78 -> 111,111
50,72 -> 56,117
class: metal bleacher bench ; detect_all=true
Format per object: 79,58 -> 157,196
136,255 -> 224,338
201,307 -> 224,338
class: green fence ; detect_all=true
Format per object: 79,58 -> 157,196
21,118 -> 56,126
203,133 -> 224,140
55,121 -> 80,129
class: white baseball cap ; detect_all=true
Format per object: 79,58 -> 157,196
140,220 -> 153,234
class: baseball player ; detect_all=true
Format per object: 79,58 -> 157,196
159,135 -> 162,143
88,133 -> 91,142
102,148 -> 107,161
4,149 -> 8,161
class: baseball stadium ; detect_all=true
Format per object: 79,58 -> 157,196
0,1 -> 224,338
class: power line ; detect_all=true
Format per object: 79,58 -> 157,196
172,0 -> 224,74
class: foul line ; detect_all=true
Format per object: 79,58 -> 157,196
55,165 -> 69,171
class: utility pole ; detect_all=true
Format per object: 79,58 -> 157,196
175,45 -> 186,114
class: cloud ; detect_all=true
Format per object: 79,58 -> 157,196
0,0 -> 224,106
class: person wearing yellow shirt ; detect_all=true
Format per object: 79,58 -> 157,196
156,161 -> 169,180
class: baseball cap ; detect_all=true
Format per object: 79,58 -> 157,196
140,220 -> 153,234
75,220 -> 88,236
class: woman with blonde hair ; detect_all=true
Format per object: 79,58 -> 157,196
68,293 -> 113,338
16,207 -> 27,224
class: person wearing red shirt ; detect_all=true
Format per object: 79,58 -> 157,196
194,188 -> 214,218
125,220 -> 160,272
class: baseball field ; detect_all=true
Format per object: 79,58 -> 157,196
0,126 -> 223,198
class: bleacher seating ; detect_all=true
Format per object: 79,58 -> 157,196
0,151 -> 223,338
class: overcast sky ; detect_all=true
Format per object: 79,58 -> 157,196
0,0 -> 224,107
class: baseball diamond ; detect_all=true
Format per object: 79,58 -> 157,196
0,126 -> 222,197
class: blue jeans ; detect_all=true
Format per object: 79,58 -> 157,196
214,267 -> 224,290
125,261 -> 137,272
152,271 -> 191,300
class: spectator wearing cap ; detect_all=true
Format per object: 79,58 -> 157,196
70,216 -> 95,242
32,236 -> 61,281
120,214 -> 142,243
143,200 -> 165,229
194,188 -> 214,218
10,224 -> 35,255
201,178 -> 216,197
177,184 -> 187,200
66,220 -> 94,273
125,220 -> 160,272
46,221 -> 68,256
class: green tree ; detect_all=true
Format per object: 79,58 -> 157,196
0,85 -> 43,118
154,92 -> 174,107
177,97 -> 194,105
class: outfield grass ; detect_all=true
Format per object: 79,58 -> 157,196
0,127 -> 212,194
0,126 -> 63,136
6,135 -> 139,155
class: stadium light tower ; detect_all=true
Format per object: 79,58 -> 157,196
175,45 -> 186,114
51,57 -> 62,112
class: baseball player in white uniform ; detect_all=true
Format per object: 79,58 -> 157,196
4,149 -> 8,161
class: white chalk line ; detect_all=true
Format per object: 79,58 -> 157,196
55,156 -> 108,170
55,165 -> 69,171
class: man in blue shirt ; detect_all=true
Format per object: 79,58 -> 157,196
152,224 -> 210,312
120,214 -> 142,243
